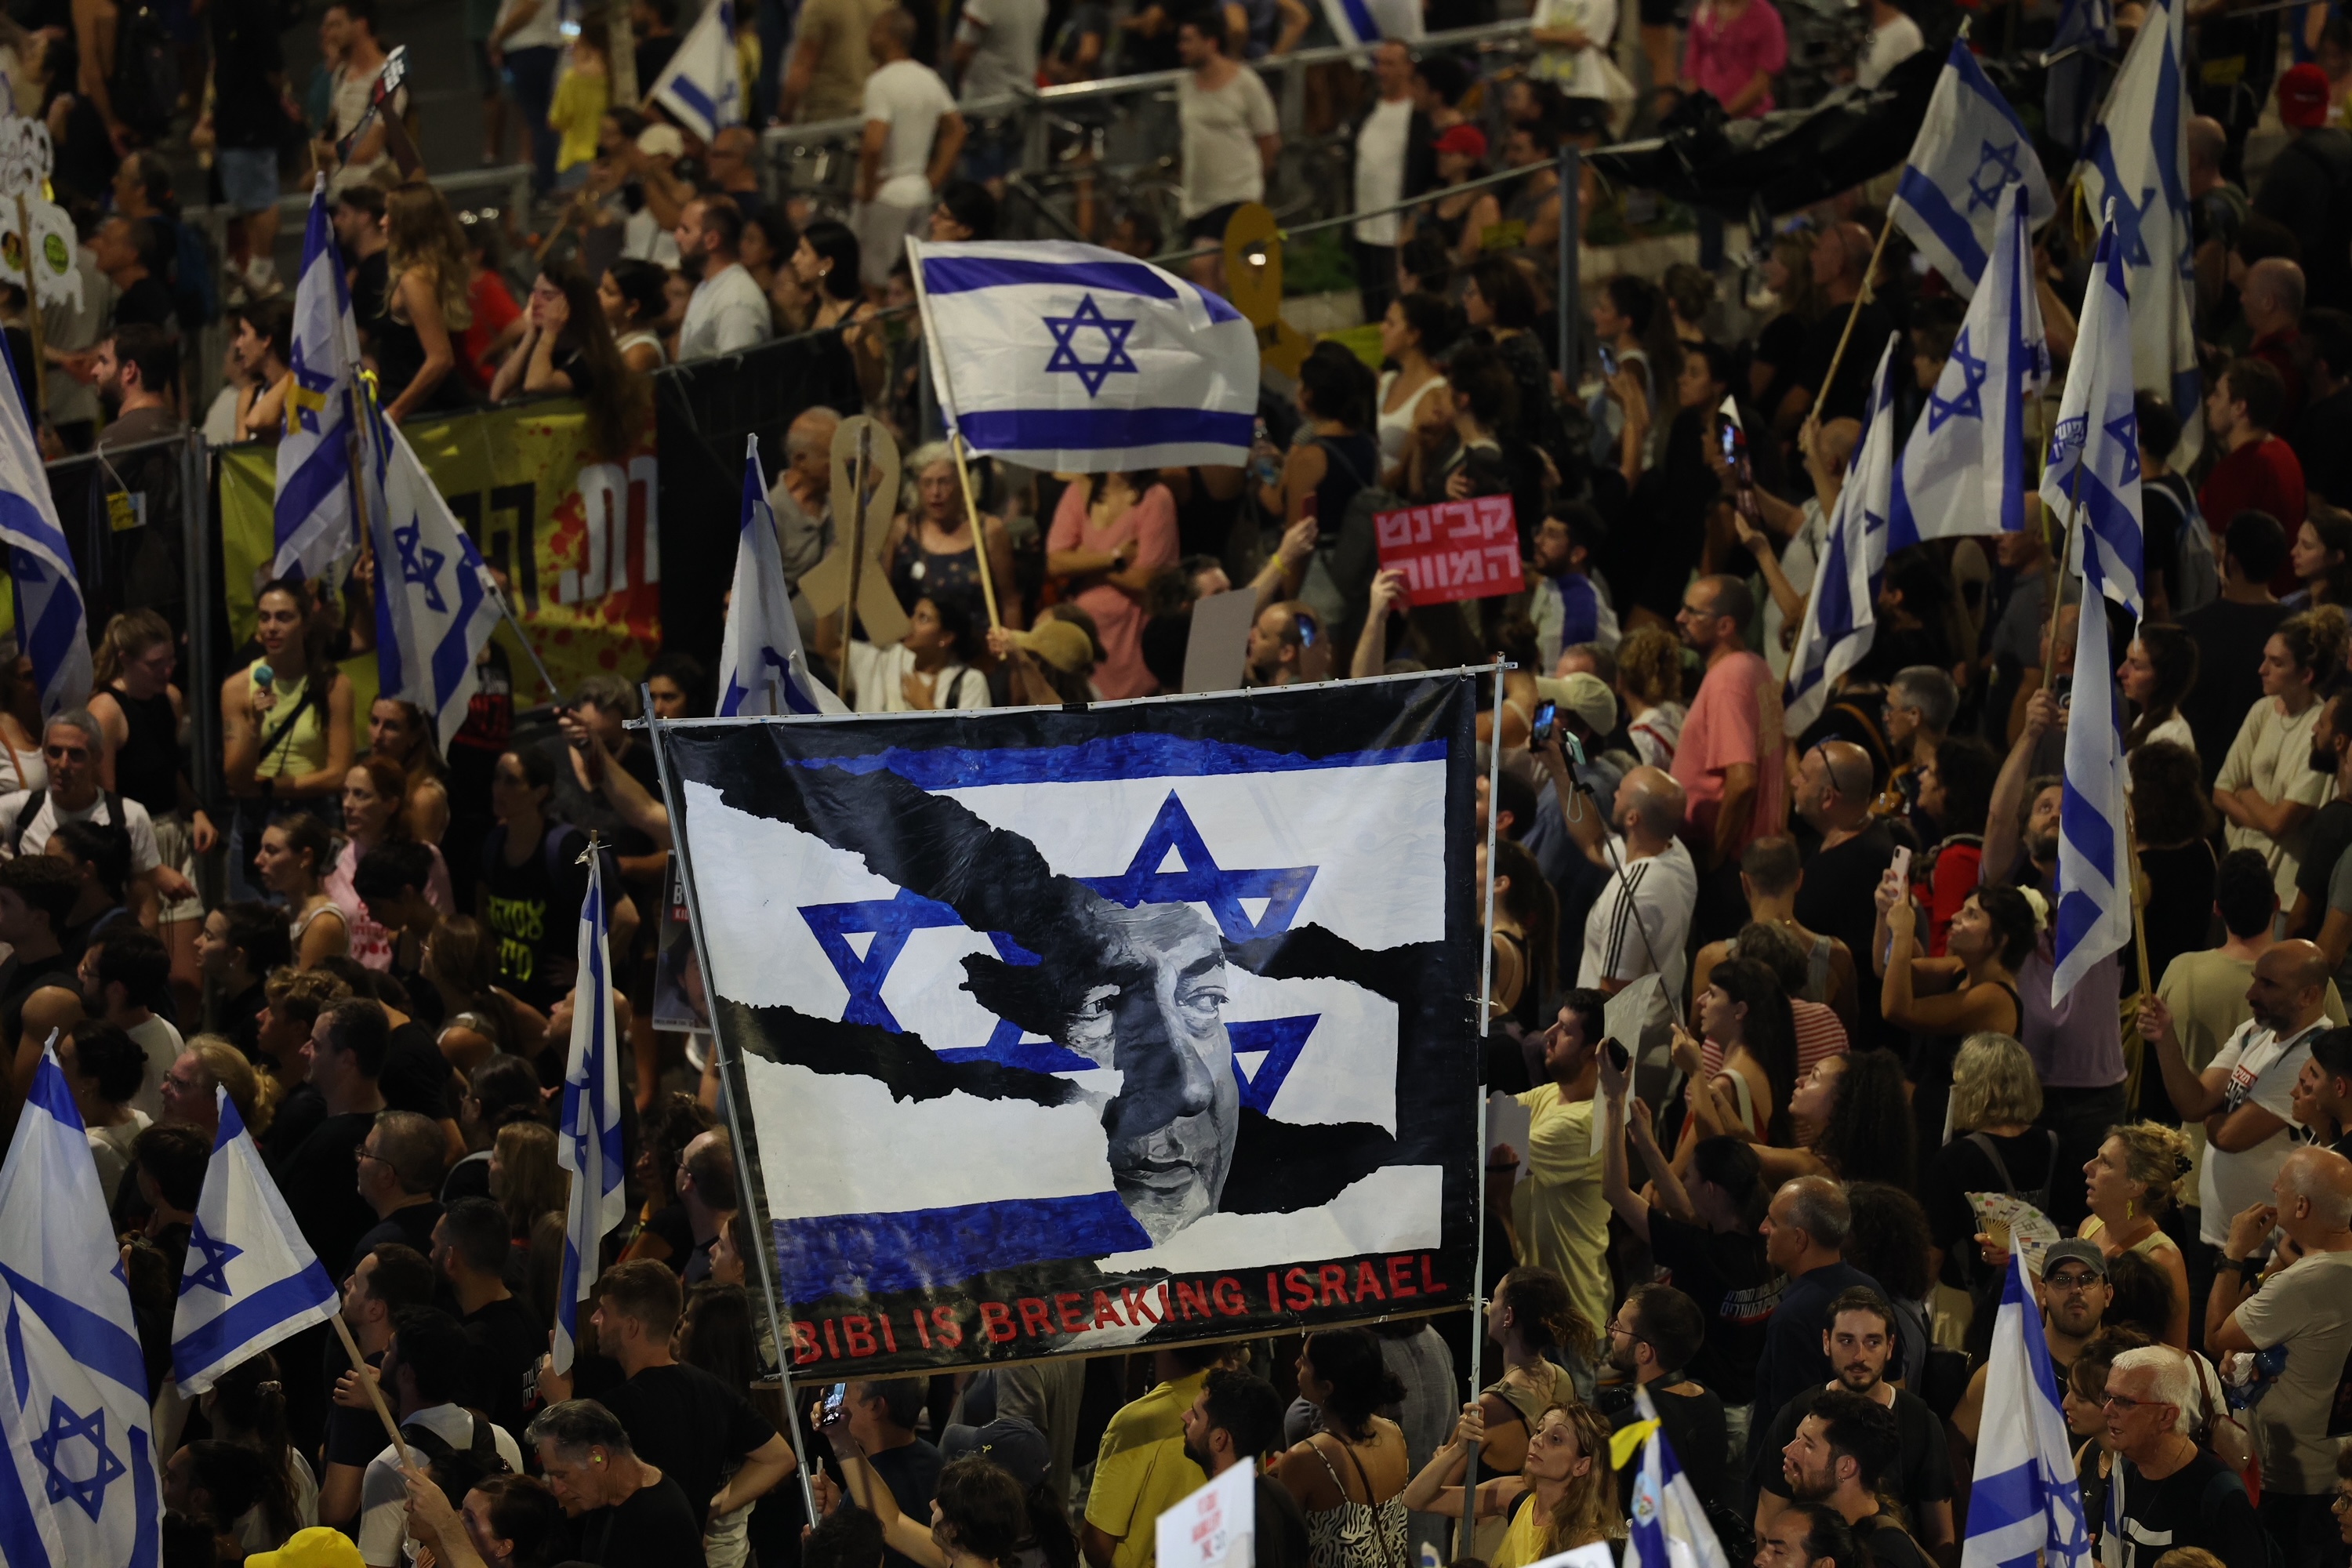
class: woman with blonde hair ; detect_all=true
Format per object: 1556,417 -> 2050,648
1401,1399 -> 1621,1568
376,182 -> 476,423
160,1035 -> 271,1140
365,697 -> 449,844
1615,624 -> 1686,768
2078,1121 -> 2194,1347
1921,1033 -> 2053,1330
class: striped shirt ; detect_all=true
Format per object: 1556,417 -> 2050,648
1576,834 -> 1697,1000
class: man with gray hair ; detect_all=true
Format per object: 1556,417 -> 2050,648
1747,1177 -> 1889,1468
0,710 -> 165,927
770,407 -> 843,594
2207,1144 -> 2352,1563
350,1109 -> 446,1266
1675,574 -> 1784,941
1880,666 -> 1955,823
528,1399 -> 707,1563
2103,1345 -> 2263,1568
1567,764 -> 1696,999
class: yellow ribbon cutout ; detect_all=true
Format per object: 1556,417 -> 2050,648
1609,1418 -> 1658,1472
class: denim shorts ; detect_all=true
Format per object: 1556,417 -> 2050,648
217,147 -> 280,215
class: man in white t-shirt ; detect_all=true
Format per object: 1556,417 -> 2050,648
2140,939 -> 2333,1246
0,710 -> 164,921
355,1305 -> 526,1567
674,196 -> 773,361
1352,41 -> 1421,325
1175,9 -> 1279,286
856,8 -> 964,290
951,0 -> 1046,191
1572,765 -> 1698,999
1853,0 -> 1923,89
79,927 -> 183,1124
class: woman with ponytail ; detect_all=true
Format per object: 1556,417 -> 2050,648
199,1352 -> 314,1551
2215,604 -> 2347,902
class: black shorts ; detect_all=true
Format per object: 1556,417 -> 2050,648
1639,0 -> 1685,29
1185,201 -> 1248,245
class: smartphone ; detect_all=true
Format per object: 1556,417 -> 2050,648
1604,1037 -> 1630,1073
1530,699 -> 1559,750
1719,420 -> 1740,463
1889,844 -> 1914,890
1297,613 -> 1319,648
1598,343 -> 1618,378
822,1383 -> 847,1421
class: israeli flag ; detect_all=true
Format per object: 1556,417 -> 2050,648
648,0 -> 741,142
1890,40 -> 2056,296
372,409 -> 503,754
2039,219 -> 2146,615
2053,557 -> 2132,1005
1961,1250 -> 2093,1568
273,176 -> 367,586
913,240 -> 1261,473
0,336 -> 88,718
169,1089 -> 339,1396
1890,180 -> 2050,549
554,849 -> 627,1375
2075,0 -> 2201,466
717,435 -> 847,718
1617,1386 -> 1734,1568
0,1047 -> 162,1568
1783,334 -> 1900,735
1317,0 -> 1421,47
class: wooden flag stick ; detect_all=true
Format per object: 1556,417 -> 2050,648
2124,796 -> 2153,998
331,1309 -> 410,1458
1810,211 -> 1897,426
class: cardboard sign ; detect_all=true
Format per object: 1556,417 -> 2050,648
1375,495 -> 1520,605
1156,1459 -> 1256,1568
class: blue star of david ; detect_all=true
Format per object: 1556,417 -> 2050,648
1968,140 -> 2024,213
2106,411 -> 2142,485
1926,326 -> 1989,434
284,337 -> 338,437
31,1399 -> 125,1521
1079,792 -> 1317,942
179,1217 -> 241,1298
800,887 -> 1040,1035
2107,175 -> 2158,270
1041,294 -> 1140,397
394,518 -> 447,614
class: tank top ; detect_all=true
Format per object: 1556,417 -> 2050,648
110,687 -> 180,818
1374,371 -> 1448,470
1311,433 -> 1381,543
246,660 -> 330,780
1302,1441 -> 1408,1568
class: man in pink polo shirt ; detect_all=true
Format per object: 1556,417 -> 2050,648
1681,0 -> 1787,118
1673,575 -> 1787,939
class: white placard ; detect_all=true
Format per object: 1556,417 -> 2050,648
1156,1457 -> 1257,1568
1487,1091 -> 1531,1182
1521,1545 -> 1617,1568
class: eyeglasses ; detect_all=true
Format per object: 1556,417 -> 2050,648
356,1145 -> 383,1164
2101,1393 -> 2151,1412
1605,1317 -> 1650,1345
42,745 -> 84,760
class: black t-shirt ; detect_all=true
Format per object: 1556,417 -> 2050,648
641,1203 -> 698,1272
462,1294 -> 543,1444
381,1020 -> 454,1121
2111,1450 -> 2264,1568
1749,1262 -> 1886,1460
281,1110 -> 378,1277
219,981 -> 266,1064
1794,825 -> 1897,1049
558,1472 -> 708,1567
869,1440 -> 947,1568
111,275 -> 176,330
209,0 -> 285,146
635,33 -> 683,90
352,252 -> 390,349
1646,1213 -> 1780,1405
600,1363 -> 779,1534
1859,1513 -> 1936,1568
1921,1130 -> 2058,1279
1609,1381 -> 1730,1513
1751,1384 -> 1955,1529
1751,311 -> 1809,421
2177,597 -> 2292,789
350,1200 -> 444,1274
1256,1473 -> 1311,1568
263,1080 -> 327,1174
479,822 -> 601,1011
2142,471 -> 2192,612
1797,299 -> 1895,423
543,739 -> 662,862
322,1347 -> 390,1467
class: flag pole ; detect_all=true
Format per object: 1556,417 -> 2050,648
904,236 -> 1004,630
840,424 -> 869,708
331,1310 -> 412,1457
641,692 -> 823,1525
1458,659 -> 1504,1561
2123,794 -> 2152,996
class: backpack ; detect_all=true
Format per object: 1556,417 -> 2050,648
2149,471 -> 2218,615
6,788 -> 129,857
108,0 -> 178,143
1297,440 -> 1403,656
397,1408 -> 510,1475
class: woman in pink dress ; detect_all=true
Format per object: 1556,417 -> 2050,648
1046,471 -> 1178,699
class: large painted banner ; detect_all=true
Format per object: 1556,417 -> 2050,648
217,400 -> 659,700
659,676 -> 1482,1376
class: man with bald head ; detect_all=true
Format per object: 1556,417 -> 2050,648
1569,764 -> 1697,999
2208,1143 -> 2352,1559
1676,575 -> 1786,939
1781,222 -> 1892,429
2142,938 -> 2335,1256
2242,257 -> 2308,429
1791,739 -> 1895,1048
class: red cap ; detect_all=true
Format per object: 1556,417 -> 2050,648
1432,123 -> 1489,159
2281,63 -> 2332,129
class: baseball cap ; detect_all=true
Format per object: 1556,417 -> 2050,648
247,1527 -> 368,1568
941,1416 -> 1051,1490
2038,1239 -> 2109,1279
1536,672 -> 1617,737
1011,619 -> 1094,673
2280,63 -> 2331,129
1432,123 -> 1489,160
637,124 -> 687,159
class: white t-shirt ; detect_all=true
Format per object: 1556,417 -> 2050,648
88,1111 -> 149,1201
1854,11 -> 1924,88
1178,65 -> 1278,218
2216,696 -> 2332,904
238,1447 -> 319,1553
356,1406 -> 525,1568
495,0 -> 565,51
956,0 -> 1047,103
1353,96 -> 1415,246
2233,1247 -> 2352,1492
2198,1017 -> 2325,1245
864,58 -> 958,207
1528,0 -> 1621,101
844,643 -> 993,713
0,787 -> 162,871
677,262 -> 773,361
125,1013 -> 186,1124
1576,835 -> 1697,999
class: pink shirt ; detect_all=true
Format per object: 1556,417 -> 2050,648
1672,648 -> 1787,855
1047,481 -> 1178,700
326,837 -> 455,970
1683,0 -> 1787,118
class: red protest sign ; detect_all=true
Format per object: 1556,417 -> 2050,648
1374,495 -> 1522,606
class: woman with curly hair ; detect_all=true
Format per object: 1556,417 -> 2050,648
2214,604 -> 2345,904
376,181 -> 477,423
1616,624 -> 1687,768
2119,623 -> 2200,755
1748,1047 -> 1918,1189
1464,1267 -> 1590,1490
2077,1121 -> 2194,1347
1401,1399 -> 1620,1568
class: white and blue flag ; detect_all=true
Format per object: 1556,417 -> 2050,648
913,239 -> 1261,473
1617,1386 -> 1734,1568
2053,553 -> 2132,1005
372,411 -> 503,754
554,848 -> 627,1375
1316,0 -> 1421,48
0,1047 -> 162,1568
648,0 -> 741,142
1890,40 -> 2056,296
2040,218 -> 2146,615
1783,335 -> 1900,735
2075,0 -> 2201,466
273,175 -> 368,586
1890,180 -> 2050,548
1961,1250 -> 2093,1568
718,435 -> 847,718
0,336 -> 88,718
169,1088 -> 339,1397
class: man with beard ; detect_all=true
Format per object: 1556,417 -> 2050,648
1599,1285 -> 1730,1512
1177,1370 -> 1309,1568
1778,1388 -> 1934,1568
1751,1290 -> 1955,1568
1949,1240 -> 2111,1475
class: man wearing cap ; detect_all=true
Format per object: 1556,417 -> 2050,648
1180,1370 -> 1313,1568
1949,1240 -> 2111,1475
2256,64 -> 2352,312
249,1527 -> 369,1568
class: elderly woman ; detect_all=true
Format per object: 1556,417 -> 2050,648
884,442 -> 1021,630
158,1035 -> 267,1141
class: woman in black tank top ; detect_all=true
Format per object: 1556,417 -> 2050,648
1875,880 -> 2036,1156
88,612 -> 194,821
1255,346 -> 1381,549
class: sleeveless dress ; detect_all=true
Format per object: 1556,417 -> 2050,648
889,526 -> 988,615
1302,1442 -> 1409,1568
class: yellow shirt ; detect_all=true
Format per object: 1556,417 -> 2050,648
1083,1370 -> 1209,1568
1492,1497 -> 1554,1568
548,60 -> 609,172
1510,1085 -> 1611,1338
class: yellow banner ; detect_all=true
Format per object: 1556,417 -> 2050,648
217,400 -> 662,708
